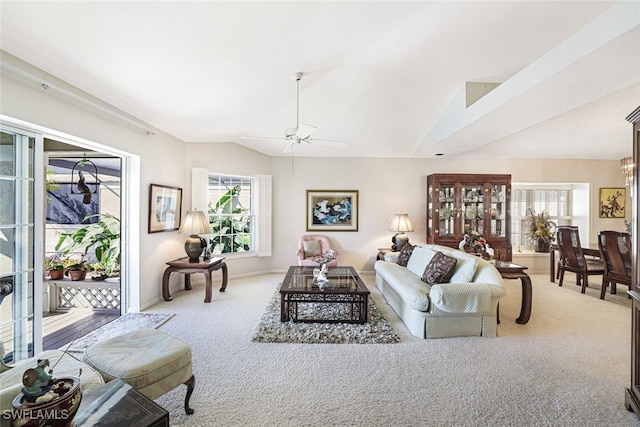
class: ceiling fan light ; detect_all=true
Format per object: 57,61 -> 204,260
284,127 -> 297,139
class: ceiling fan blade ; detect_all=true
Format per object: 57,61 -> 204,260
295,123 -> 317,140
282,142 -> 295,153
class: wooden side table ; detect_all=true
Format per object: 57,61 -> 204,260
162,256 -> 227,303
492,259 -> 532,325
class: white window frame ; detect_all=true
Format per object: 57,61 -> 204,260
511,183 -> 590,250
191,169 -> 271,258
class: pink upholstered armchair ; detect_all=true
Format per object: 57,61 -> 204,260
297,235 -> 338,267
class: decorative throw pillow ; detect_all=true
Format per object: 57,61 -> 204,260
302,240 -> 322,257
396,243 -> 415,267
421,251 -> 457,284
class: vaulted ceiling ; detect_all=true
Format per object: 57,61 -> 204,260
1,1 -> 638,159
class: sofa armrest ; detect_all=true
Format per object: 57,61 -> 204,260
430,282 -> 505,314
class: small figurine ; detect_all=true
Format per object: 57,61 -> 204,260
21,358 -> 54,400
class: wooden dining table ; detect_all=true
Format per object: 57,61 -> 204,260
549,242 -> 601,283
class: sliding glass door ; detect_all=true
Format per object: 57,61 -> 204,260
0,126 -> 42,362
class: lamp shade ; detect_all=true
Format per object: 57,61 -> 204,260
389,213 -> 414,232
179,210 -> 212,236
179,210 -> 211,263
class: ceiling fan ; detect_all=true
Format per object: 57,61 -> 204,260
241,72 -> 348,153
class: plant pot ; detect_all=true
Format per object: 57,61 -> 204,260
535,239 -> 550,253
48,270 -> 64,280
68,270 -> 87,281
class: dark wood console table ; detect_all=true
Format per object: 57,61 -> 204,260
162,256 -> 227,303
493,259 -> 532,324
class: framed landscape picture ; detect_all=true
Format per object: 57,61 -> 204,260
599,187 -> 626,218
148,184 -> 182,233
306,190 -> 358,232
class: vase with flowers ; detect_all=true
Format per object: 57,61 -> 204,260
459,224 -> 493,260
525,209 -> 556,252
311,249 -> 338,283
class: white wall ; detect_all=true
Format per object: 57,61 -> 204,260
2,51 -> 631,312
1,52 -> 187,310
270,157 -> 629,274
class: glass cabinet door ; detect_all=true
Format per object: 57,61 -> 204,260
460,183 -> 483,236
436,183 -> 456,238
490,184 -> 507,238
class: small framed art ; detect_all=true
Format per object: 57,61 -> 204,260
148,184 -> 183,233
599,187 -> 626,218
306,190 -> 358,232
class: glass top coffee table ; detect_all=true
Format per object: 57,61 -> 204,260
280,266 -> 370,324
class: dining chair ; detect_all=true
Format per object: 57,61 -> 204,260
557,226 -> 604,293
597,230 -> 632,300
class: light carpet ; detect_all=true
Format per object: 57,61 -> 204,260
63,312 -> 174,354
252,284 -> 399,344
147,272 -> 640,426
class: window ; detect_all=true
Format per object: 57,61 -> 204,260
207,174 -> 253,254
511,184 -> 579,249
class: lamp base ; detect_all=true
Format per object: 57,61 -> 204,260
184,235 -> 204,263
393,233 -> 409,251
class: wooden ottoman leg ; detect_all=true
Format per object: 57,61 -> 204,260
184,374 -> 195,415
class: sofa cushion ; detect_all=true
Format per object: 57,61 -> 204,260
421,251 -> 457,284
384,251 -> 400,263
396,243 -> 414,267
406,246 -> 435,277
374,261 -> 431,312
436,247 -> 479,283
302,240 -> 321,257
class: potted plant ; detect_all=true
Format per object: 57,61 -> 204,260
63,257 -> 90,281
55,213 -> 120,279
525,209 -> 556,252
44,256 -> 65,280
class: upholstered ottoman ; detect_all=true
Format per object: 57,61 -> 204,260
83,328 -> 195,414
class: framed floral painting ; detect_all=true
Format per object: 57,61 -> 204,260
306,190 -> 358,231
599,187 -> 626,218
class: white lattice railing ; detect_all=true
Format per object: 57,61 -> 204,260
47,279 -> 121,313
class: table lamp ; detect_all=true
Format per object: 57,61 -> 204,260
390,213 -> 414,251
179,210 -> 212,262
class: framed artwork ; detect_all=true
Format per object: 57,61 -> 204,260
599,187 -> 626,218
46,183 -> 100,224
148,184 -> 182,233
306,190 -> 358,232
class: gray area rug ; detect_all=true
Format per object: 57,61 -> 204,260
252,284 -> 400,344
62,312 -> 174,354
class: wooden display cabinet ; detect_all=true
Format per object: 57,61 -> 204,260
624,106 -> 640,420
427,173 -> 512,261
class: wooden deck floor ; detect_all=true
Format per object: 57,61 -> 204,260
43,310 -> 119,350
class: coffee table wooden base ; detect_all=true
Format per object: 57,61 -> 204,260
281,293 -> 369,324
279,266 -> 370,324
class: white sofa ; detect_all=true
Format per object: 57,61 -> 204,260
374,244 -> 505,339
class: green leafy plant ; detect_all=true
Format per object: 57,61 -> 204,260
55,213 -> 120,276
44,255 -> 64,271
62,257 -> 90,271
207,185 -> 251,254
